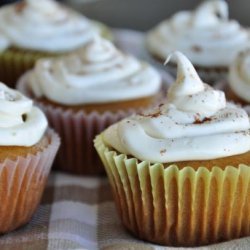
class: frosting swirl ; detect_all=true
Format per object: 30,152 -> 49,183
146,0 -> 250,67
0,0 -> 100,52
26,37 -> 161,105
229,48 -> 250,102
0,82 -> 47,146
103,52 -> 250,163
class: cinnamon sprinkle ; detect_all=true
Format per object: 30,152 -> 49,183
141,110 -> 162,118
15,1 -> 27,13
193,117 -> 212,124
192,45 -> 202,52
160,149 -> 166,155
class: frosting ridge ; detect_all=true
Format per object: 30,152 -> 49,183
0,0 -> 100,52
26,37 -> 161,105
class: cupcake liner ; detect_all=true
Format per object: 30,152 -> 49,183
92,20 -> 113,42
0,49 -> 58,88
18,76 -> 160,175
0,129 -> 60,234
94,134 -> 250,247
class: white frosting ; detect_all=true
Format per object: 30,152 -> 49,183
229,48 -> 250,103
146,0 -> 250,67
26,37 -> 161,105
0,0 -> 100,52
0,83 -> 47,146
103,52 -> 250,163
0,33 -> 9,52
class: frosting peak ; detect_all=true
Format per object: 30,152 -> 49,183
166,52 -> 226,117
103,52 -> 250,163
146,0 -> 249,67
26,37 -> 161,105
165,51 -> 203,95
0,0 -> 100,52
0,83 -> 47,146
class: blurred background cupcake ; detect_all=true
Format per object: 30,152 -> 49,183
0,0 -> 112,87
95,51 -> 250,246
0,82 -> 60,233
145,0 -> 250,83
17,37 -> 162,175
227,48 -> 250,108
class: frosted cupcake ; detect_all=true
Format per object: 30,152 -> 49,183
0,0 -> 112,87
95,51 -> 250,246
146,0 -> 250,83
227,48 -> 250,107
18,37 -> 162,175
0,82 -> 60,233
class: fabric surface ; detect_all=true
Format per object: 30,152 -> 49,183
0,172 -> 249,250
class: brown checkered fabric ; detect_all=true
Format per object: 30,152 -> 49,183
0,172 -> 249,250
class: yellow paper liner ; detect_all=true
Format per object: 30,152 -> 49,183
0,21 -> 112,88
94,134 -> 250,247
0,129 -> 60,234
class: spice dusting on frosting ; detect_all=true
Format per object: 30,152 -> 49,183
103,51 -> 250,163
15,1 -> 27,13
26,37 -> 161,105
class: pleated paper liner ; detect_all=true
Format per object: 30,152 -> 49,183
18,76 -> 162,176
0,21 -> 112,88
0,129 -> 60,234
94,134 -> 250,247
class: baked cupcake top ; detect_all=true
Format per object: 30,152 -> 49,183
26,37 -> 161,105
0,0 -> 100,52
229,48 -> 250,103
103,51 -> 250,163
146,0 -> 249,67
0,82 -> 47,146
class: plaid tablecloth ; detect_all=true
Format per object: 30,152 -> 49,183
0,172 -> 249,250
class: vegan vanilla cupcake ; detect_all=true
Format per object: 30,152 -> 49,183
18,37 -> 162,175
146,0 -> 250,83
0,0 -> 112,86
95,51 -> 250,246
227,48 -> 250,107
0,82 -> 60,234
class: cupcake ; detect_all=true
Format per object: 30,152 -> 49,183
0,82 -> 60,233
0,0 -> 112,87
95,51 -> 250,246
227,48 -> 250,107
146,0 -> 250,83
17,37 -> 162,175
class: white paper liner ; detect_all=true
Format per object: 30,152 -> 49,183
0,129 -> 60,233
